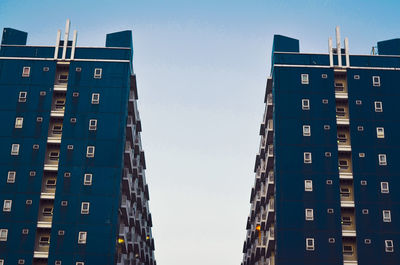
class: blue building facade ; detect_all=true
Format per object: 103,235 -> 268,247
0,21 -> 156,265
242,28 -> 400,265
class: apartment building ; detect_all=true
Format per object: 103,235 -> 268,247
241,27 -> 400,265
0,20 -> 156,265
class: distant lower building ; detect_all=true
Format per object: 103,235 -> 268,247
0,20 -> 156,265
241,27 -> 400,265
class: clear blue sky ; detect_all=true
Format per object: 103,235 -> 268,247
1,1 -> 399,264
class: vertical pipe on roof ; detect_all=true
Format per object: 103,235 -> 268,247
62,19 -> 70,60
71,30 -> 78,60
344,37 -> 350,67
336,26 -> 342,67
54,30 -> 61,59
329,37 -> 333,67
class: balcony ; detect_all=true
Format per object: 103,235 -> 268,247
33,251 -> 49,258
50,98 -> 66,117
54,84 -> 67,92
120,195 -> 130,226
341,211 -> 357,237
124,142 -> 133,172
266,173 -> 274,197
118,225 -> 128,254
336,104 -> 350,125
266,227 -> 275,256
334,82 -> 348,99
266,198 -> 275,226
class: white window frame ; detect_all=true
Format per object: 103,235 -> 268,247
11,144 -> 20,156
3,200 -> 12,212
15,117 -> 23,128
379,154 -> 387,166
0,259 -> 4,265
81,202 -> 90,214
84,173 -> 92,186
376,127 -> 385,138
306,238 -> 314,251
381,182 -> 389,193
385,240 -> 394,252
86,146 -> 95,158
0,229 -> 8,241
78,231 -> 87,244
89,119 -> 97,131
304,180 -> 313,192
301,74 -> 309,84
22,66 -> 30,77
305,208 -> 314,221
302,99 -> 310,110
7,171 -> 16,183
18,91 -> 27,103
76,262 -> 85,265
343,245 -> 354,256
303,125 -> 311,136
94,68 -> 102,79
304,152 -> 312,164
372,76 -> 381,87
374,101 -> 383,112
383,210 -> 391,222
91,93 -> 100,104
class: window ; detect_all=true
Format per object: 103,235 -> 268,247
329,238 -> 335,243
94,68 -> 102,79
18,260 -> 25,265
81,202 -> 90,214
383,210 -> 391,222
78,231 -> 87,244
22,66 -> 30,77
377,127 -> 385,138
374,101 -> 383,112
89,119 -> 97,131
321,74 -> 327,79
39,236 -> 50,246
61,201 -> 68,206
324,125 -> 330,130
91,93 -> 100,104
18,92 -> 27,102
73,92 -> 79,97
364,239 -> 371,244
305,208 -> 314,221
326,180 -> 333,185
7,171 -> 16,183
302,99 -> 310,110
304,180 -> 313,192
359,153 -> 365,158
340,187 -> 350,198
385,240 -> 394,252
343,245 -> 354,256
15,117 -> 23,128
64,172 -> 71,178
70,117 -> 77,123
43,67 -> 49,72
29,171 -> 36,176
86,146 -> 95,158
0,259 -> 3,265
381,182 -> 389,193
46,179 -> 57,189
58,230 -> 65,236
361,180 -> 367,186
322,99 -> 328,104
0,229 -> 8,241
372,76 -> 381,87
356,100 -> 362,105
362,209 -> 369,214
52,124 -> 63,134
22,229 -> 29,235
58,73 -> 68,83
33,144 -> 39,150
55,261 -> 62,265
11,144 -> 19,156
354,75 -> 360,80
379,154 -> 387,166
301,74 -> 309,84
306,238 -> 314,251
26,200 -> 32,205
37,117 -> 43,122
325,152 -> 331,157
3,200 -> 12,212
84,174 -> 92,186
40,91 -> 46,96
327,208 -> 334,214
304,152 -> 312,164
338,159 -> 349,170
76,67 -> 82,72
76,262 -> 85,265
303,125 -> 311,136
342,216 -> 352,226
43,207 -> 53,216
49,151 -> 60,161
67,145 -> 74,150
